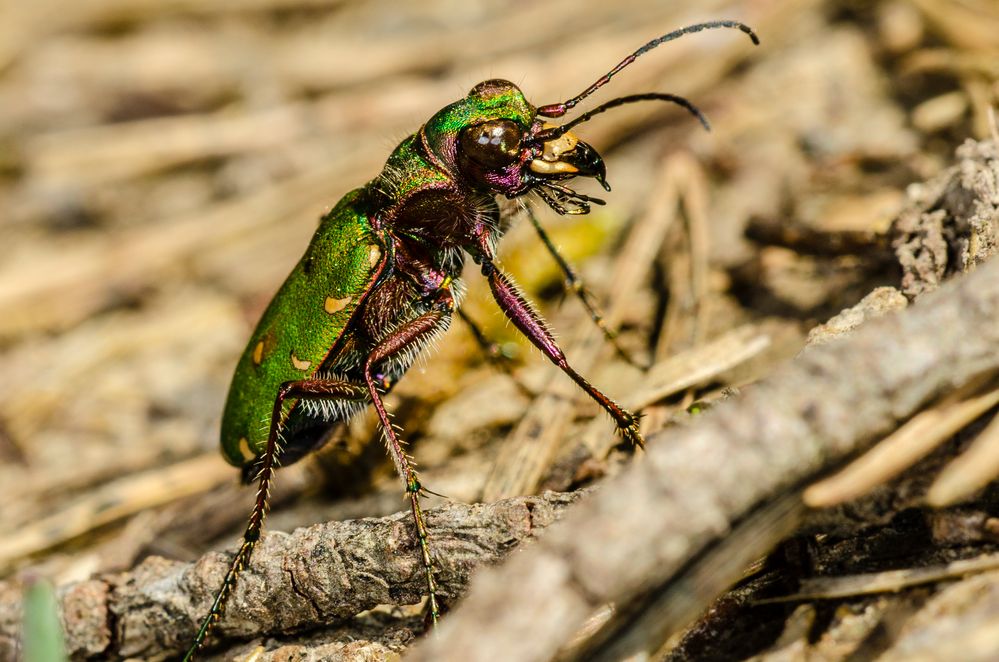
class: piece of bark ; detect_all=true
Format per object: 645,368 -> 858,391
892,138 -> 999,298
804,286 -> 908,347
405,254 -> 999,662
0,491 -> 582,661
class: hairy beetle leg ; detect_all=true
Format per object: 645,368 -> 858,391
363,287 -> 456,629
190,294 -> 454,660
481,259 -> 645,449
184,379 -> 368,661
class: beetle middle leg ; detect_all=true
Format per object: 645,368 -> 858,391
363,288 -> 455,627
479,258 -> 644,448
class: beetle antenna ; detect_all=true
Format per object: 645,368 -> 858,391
537,92 -> 711,142
536,20 -> 759,118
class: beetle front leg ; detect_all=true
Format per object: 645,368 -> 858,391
479,258 -> 644,448
363,288 -> 454,627
185,379 -> 368,661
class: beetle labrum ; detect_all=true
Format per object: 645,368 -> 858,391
184,20 -> 758,659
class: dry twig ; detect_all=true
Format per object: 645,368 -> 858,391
0,491 -> 583,660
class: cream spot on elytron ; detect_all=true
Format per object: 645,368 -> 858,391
238,437 -> 255,462
324,295 -> 352,314
368,244 -> 382,268
290,352 -> 312,371
252,340 -> 264,365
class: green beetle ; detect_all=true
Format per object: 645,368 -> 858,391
185,20 -> 758,660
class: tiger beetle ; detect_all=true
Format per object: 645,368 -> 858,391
184,20 -> 758,659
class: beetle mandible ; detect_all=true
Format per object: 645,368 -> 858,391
184,20 -> 759,659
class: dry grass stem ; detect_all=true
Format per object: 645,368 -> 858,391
803,380 -> 999,508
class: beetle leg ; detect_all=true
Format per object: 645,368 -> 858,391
479,258 -> 644,448
534,185 -> 578,215
456,307 -> 515,371
524,205 -> 644,369
185,379 -> 367,661
363,288 -> 454,627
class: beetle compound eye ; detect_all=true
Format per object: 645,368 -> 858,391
459,119 -> 523,169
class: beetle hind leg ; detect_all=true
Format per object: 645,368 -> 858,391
184,379 -> 367,661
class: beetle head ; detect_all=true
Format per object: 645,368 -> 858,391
420,20 -> 758,216
422,79 -> 611,215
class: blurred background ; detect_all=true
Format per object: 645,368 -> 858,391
1,0 -> 997,658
